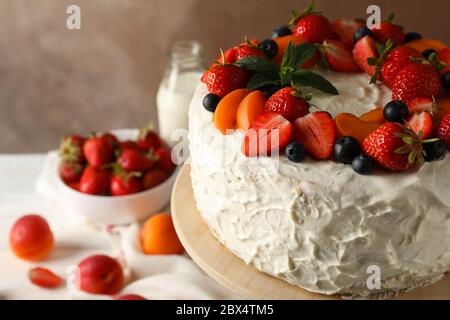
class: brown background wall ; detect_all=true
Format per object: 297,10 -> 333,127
0,0 -> 449,152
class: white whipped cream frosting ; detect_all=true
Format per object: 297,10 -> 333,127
188,70 -> 450,297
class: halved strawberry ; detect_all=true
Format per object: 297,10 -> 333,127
294,112 -> 335,160
241,112 -> 294,157
29,267 -> 63,288
407,112 -> 433,139
407,97 -> 435,114
331,19 -> 364,48
352,36 -> 378,76
323,40 -> 361,72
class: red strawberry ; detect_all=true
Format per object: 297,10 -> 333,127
235,44 -> 266,62
436,113 -> 450,148
59,135 -> 86,162
392,63 -> 441,102
371,22 -> 405,46
101,133 -> 119,149
407,112 -> 433,139
436,48 -> 450,75
118,149 -> 155,172
381,46 -> 422,88
292,14 -> 334,44
201,63 -> 248,98
110,175 -> 141,196
154,147 -> 176,174
294,112 -> 335,160
59,160 -> 83,184
142,170 -> 168,190
68,182 -> 80,191
352,36 -> 379,76
83,136 -> 114,168
323,40 -> 361,72
217,47 -> 237,64
118,140 -> 141,154
407,97 -> 435,114
264,87 -> 310,122
137,127 -> 161,151
29,267 -> 62,288
363,122 -> 425,171
241,112 -> 294,157
79,166 -> 111,195
331,19 -> 364,48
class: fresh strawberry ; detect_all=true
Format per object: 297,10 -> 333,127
436,113 -> 450,148
59,160 -> 83,184
407,112 -> 433,139
83,136 -> 114,168
392,63 -> 441,102
142,170 -> 168,190
381,46 -> 422,88
323,40 -> 361,72
101,133 -> 119,149
235,44 -> 266,62
331,19 -> 364,48
217,47 -> 237,64
363,122 -> 426,171
241,112 -> 294,157
29,267 -> 63,289
137,127 -> 161,151
371,21 -> 405,46
352,36 -> 379,75
407,97 -> 435,114
118,149 -> 155,172
110,175 -> 141,196
68,182 -> 80,191
264,87 -> 310,122
201,63 -> 248,98
59,135 -> 86,162
294,111 -> 335,160
436,48 -> 450,75
118,140 -> 141,154
154,147 -> 176,174
291,3 -> 334,44
79,166 -> 111,195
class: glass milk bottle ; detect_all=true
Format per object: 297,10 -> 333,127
157,40 -> 204,146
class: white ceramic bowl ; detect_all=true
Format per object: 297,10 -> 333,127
55,129 -> 180,225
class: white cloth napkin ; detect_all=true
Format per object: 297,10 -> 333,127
35,151 -> 239,300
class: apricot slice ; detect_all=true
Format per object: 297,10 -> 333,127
236,91 -> 266,130
214,89 -> 249,134
359,108 -> 385,123
335,113 -> 382,144
436,95 -> 450,121
406,39 -> 448,53
140,213 -> 184,255
273,35 -> 319,68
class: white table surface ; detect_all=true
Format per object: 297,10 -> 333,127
0,154 -> 115,300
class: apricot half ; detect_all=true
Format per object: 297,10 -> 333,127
214,88 -> 249,134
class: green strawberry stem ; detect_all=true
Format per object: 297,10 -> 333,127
394,126 -> 439,166
289,1 -> 321,27
368,39 -> 394,84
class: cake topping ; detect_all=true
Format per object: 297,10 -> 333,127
290,2 -> 334,44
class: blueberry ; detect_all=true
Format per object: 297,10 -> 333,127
354,27 -> 373,42
442,71 -> 450,91
383,100 -> 409,123
285,142 -> 307,163
202,94 -> 221,113
352,154 -> 375,175
333,136 -> 361,164
422,48 -> 437,59
271,25 -> 292,38
259,84 -> 280,99
404,32 -> 422,43
259,39 -> 278,59
423,140 -> 447,162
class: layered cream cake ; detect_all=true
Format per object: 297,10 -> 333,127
188,4 -> 450,297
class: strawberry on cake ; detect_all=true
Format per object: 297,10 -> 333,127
189,2 -> 450,297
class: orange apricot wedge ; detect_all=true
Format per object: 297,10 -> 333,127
359,108 -> 385,123
214,89 -> 250,134
335,113 -> 382,144
406,39 -> 448,53
273,35 -> 319,68
236,91 -> 266,130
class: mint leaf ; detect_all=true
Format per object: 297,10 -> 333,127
247,73 -> 280,90
293,43 -> 317,68
235,57 -> 279,78
291,70 -> 339,95
280,42 -> 317,84
280,42 -> 297,72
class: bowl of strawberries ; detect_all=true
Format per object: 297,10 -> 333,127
56,127 -> 179,225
